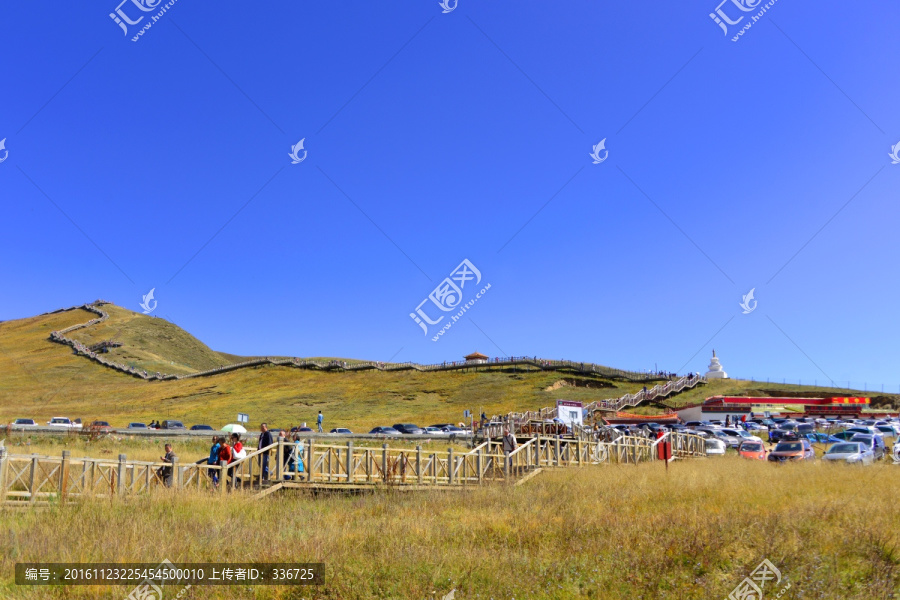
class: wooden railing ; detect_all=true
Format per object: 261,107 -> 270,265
500,374 -> 707,433
0,432 -> 707,502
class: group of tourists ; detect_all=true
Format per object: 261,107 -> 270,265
204,433 -> 249,485
203,424 -> 307,486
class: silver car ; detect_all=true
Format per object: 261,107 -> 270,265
822,442 -> 874,465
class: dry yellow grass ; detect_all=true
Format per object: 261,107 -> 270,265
1,457 -> 898,599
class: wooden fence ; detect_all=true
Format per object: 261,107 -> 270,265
0,432 -> 707,503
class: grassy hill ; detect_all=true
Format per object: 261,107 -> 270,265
0,303 -> 894,430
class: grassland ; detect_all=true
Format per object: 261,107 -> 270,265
1,457 -> 898,599
0,304 -> 895,433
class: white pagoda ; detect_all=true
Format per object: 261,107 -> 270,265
705,350 -> 728,379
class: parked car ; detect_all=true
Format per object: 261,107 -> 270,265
12,418 -> 37,427
804,432 -> 843,445
708,429 -> 741,449
160,420 -> 186,430
844,426 -> 881,438
722,428 -> 762,443
46,417 -> 82,429
875,425 -> 899,438
822,442 -> 874,465
330,428 -> 353,434
832,430 -> 860,441
738,440 -> 766,460
893,439 -> 900,463
442,425 -> 471,436
423,426 -> 448,436
190,424 -> 214,431
768,429 -> 791,443
295,427 -> 313,433
369,426 -> 402,435
744,422 -> 766,432
88,421 -> 113,432
849,434 -> 886,461
127,422 -> 148,429
705,438 -> 727,456
392,423 -> 425,435
796,423 -> 815,435
767,440 -> 815,462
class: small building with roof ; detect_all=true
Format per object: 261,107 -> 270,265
464,351 -> 488,364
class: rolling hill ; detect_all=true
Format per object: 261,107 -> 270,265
0,302 -> 894,430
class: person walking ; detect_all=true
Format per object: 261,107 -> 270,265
258,423 -> 273,481
502,428 -> 517,473
207,436 -> 221,485
317,411 -> 324,433
217,436 -> 233,486
290,434 -> 305,481
158,443 -> 174,487
231,433 -> 246,460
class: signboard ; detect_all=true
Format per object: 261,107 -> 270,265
237,413 -> 249,423
556,400 -> 583,427
463,410 -> 471,418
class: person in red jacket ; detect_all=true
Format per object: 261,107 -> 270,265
216,437 -> 233,487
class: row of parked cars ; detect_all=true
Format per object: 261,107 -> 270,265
367,423 -> 472,436
8,418 -> 473,438
10,418 -> 220,431
677,416 -> 900,464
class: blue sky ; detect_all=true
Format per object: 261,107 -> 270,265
1,1 -> 898,390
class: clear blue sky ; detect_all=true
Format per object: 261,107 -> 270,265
1,1 -> 898,390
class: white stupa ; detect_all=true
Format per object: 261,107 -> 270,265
705,350 -> 728,379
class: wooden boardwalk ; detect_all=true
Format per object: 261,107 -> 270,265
0,432 -> 707,504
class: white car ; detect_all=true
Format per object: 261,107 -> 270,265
893,440 -> 900,464
46,417 -> 82,429
12,418 -> 38,427
705,438 -> 727,456
723,428 -> 763,444
422,426 -> 449,437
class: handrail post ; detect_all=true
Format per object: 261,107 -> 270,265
117,454 -> 126,496
381,444 -> 388,483
0,447 -> 7,503
171,455 -> 180,489
448,448 -> 454,485
59,450 -> 71,503
576,440 -> 582,466
346,441 -> 353,482
307,440 -> 315,482
416,446 -> 423,484
276,441 -> 284,482
219,461 -> 228,494
477,448 -> 483,484
29,455 -> 38,504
